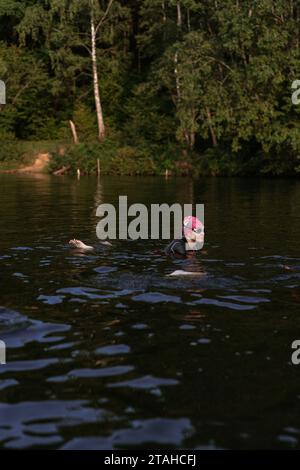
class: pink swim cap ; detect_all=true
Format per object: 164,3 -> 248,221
183,216 -> 204,239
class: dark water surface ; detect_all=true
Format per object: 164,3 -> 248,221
1,174 -> 300,449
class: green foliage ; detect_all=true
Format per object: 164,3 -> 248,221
109,146 -> 156,175
49,141 -> 118,175
1,0 -> 300,175
49,142 -> 156,175
194,148 -> 262,176
72,104 -> 98,141
124,82 -> 176,148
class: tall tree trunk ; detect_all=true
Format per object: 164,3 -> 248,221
183,129 -> 195,150
162,1 -> 167,42
91,12 -> 105,142
296,2 -> 300,50
206,107 -> 218,147
187,8 -> 191,31
162,1 -> 167,23
174,51 -> 181,108
177,1 -> 182,29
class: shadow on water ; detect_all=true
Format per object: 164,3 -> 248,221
1,174 -> 300,449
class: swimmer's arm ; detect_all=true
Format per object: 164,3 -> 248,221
164,239 -> 186,257
69,239 -> 94,250
69,239 -> 112,251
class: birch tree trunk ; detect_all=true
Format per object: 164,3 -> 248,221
91,12 -> 106,141
177,1 -> 182,28
162,1 -> 167,23
206,107 -> 218,147
69,120 -> 79,144
174,51 -> 181,102
187,8 -> 191,31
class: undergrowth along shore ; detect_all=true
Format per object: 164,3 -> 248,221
1,140 -> 300,176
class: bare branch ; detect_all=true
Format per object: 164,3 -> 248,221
11,63 -> 42,106
75,42 -> 92,55
207,56 -> 234,72
95,0 -> 114,35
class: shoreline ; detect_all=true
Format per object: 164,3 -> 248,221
1,141 -> 300,177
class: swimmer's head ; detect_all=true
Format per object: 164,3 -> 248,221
183,216 -> 204,246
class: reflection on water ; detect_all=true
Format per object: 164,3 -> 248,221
1,174 -> 300,449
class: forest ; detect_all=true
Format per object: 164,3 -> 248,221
1,0 -> 300,176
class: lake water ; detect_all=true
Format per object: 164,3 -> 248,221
1,174 -> 300,449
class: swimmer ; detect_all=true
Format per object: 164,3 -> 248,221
69,216 -> 204,256
164,215 -> 204,257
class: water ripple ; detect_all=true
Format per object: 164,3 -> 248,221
108,375 -> 179,389
0,400 -> 111,449
61,417 -> 193,449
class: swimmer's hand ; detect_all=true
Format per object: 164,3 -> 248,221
69,239 -> 94,250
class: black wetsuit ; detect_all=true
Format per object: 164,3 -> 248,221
164,237 -> 187,257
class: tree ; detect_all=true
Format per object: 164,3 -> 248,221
2,0 -> 300,174
18,0 -> 130,141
